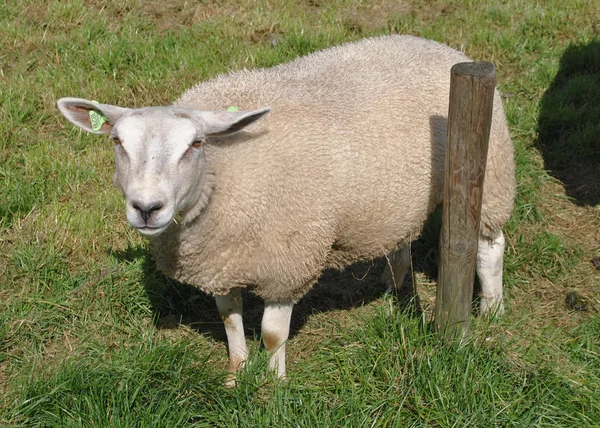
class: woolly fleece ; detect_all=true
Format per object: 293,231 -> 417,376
149,35 -> 516,302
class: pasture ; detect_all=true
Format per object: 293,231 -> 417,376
1,0 -> 599,425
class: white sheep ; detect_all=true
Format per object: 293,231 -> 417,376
57,35 -> 515,385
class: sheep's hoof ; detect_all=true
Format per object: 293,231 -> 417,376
224,374 -> 238,388
480,299 -> 505,317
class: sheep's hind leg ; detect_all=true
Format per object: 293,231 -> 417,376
477,231 -> 505,316
215,288 -> 248,387
261,301 -> 294,379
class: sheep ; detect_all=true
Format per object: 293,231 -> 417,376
57,35 -> 515,385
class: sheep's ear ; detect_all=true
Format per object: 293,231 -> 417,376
199,106 -> 271,137
57,98 -> 131,134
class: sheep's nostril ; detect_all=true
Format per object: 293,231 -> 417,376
132,202 -> 163,222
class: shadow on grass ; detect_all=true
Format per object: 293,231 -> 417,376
536,40 -> 600,206
110,214 -> 444,345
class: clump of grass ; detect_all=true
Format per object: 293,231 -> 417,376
11,337 -> 223,427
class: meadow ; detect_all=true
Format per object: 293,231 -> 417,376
1,0 -> 599,425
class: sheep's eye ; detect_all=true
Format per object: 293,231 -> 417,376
112,137 -> 122,145
191,140 -> 202,148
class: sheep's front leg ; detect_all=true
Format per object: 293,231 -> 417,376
215,288 -> 248,387
477,231 -> 505,315
261,301 -> 294,379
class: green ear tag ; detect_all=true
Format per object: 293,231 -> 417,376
89,101 -> 107,132
227,106 -> 239,112
89,110 -> 107,131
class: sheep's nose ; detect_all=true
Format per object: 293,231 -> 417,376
132,201 -> 163,222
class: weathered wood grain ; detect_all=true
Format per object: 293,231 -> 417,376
435,62 -> 496,339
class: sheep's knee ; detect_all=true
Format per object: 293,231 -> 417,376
477,232 -> 505,315
215,289 -> 248,386
383,245 -> 411,292
261,301 -> 294,379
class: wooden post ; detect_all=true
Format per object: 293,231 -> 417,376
435,62 -> 496,339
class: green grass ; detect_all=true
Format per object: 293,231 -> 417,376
9,302 -> 600,426
1,0 -> 599,425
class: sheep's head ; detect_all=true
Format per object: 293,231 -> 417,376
57,98 -> 270,237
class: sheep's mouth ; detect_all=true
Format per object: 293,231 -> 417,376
135,224 -> 169,237
126,205 -> 174,237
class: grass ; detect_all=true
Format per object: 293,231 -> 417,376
9,303 -> 600,426
1,0 -> 599,425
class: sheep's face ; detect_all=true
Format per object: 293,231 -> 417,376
111,109 -> 207,236
57,98 -> 270,237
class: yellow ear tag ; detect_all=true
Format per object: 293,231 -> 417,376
90,101 -> 107,132
227,106 -> 239,112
